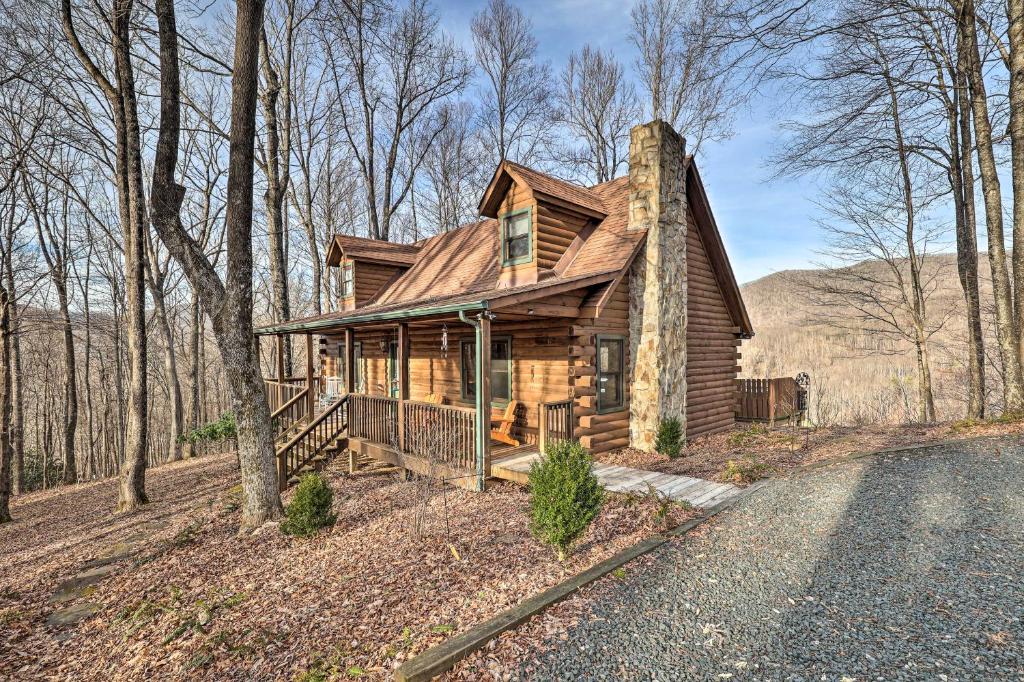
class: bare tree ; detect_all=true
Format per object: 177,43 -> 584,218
318,0 -> 471,241
61,0 -> 150,511
556,45 -> 641,184
470,0 -> 554,168
148,0 -> 283,529
630,0 -> 737,154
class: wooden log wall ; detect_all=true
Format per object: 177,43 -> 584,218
685,209 -> 743,439
353,261 -> 404,306
571,279 -> 631,454
535,201 -> 589,270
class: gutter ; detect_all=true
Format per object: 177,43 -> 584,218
255,299 -> 490,335
459,310 -> 491,492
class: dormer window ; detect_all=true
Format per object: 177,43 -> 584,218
501,209 -> 532,266
340,263 -> 354,298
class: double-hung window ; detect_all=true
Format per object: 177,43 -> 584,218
340,263 -> 354,298
461,336 -> 512,403
597,336 -> 625,412
501,209 -> 532,265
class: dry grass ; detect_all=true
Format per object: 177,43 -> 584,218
595,416 -> 1024,485
0,452 -> 681,681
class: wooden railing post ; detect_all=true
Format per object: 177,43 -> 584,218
397,323 -> 408,452
305,333 -> 315,421
538,401 -> 547,454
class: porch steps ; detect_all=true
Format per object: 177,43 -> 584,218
489,452 -> 742,509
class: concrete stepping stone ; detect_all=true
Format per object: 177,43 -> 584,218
49,564 -> 120,605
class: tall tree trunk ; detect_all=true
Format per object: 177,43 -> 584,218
1007,0 -> 1024,385
958,0 -> 1024,411
187,291 -> 201,458
149,0 -> 281,529
0,289 -> 12,522
57,284 -> 78,484
952,57 -> 986,418
112,0 -> 150,511
260,20 -> 294,374
3,222 -> 22,494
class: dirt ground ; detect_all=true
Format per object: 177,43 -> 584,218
595,416 -> 1024,485
0,453 -> 677,681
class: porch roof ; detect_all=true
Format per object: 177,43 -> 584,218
254,269 -> 620,335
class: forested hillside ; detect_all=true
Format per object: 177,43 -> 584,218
740,253 -> 1002,425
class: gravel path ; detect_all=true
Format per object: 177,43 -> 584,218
523,436 -> 1024,680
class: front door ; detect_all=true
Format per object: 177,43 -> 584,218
388,341 -> 399,398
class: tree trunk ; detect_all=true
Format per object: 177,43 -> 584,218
1007,0 -> 1024,386
57,284 -> 78,484
3,240 -> 22,494
111,0 -> 150,512
149,0 -> 281,529
0,289 -> 13,522
958,0 -> 1024,412
187,291 -> 201,458
952,56 -> 986,418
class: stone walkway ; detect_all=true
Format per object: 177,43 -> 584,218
490,452 -> 741,508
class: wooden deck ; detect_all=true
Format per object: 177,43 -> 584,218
490,451 -> 742,508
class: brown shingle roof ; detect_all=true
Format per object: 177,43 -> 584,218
327,234 -> 421,266
504,162 -> 608,217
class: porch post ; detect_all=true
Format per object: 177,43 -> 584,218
344,328 -> 355,394
276,333 -> 285,409
305,333 -> 315,418
397,323 -> 409,452
477,313 -> 492,491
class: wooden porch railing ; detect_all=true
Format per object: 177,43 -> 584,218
538,399 -> 574,453
348,394 -> 399,448
402,400 -> 477,471
264,379 -> 306,413
271,386 -> 309,439
276,395 -> 348,491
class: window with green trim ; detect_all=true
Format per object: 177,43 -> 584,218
460,336 -> 512,403
340,262 -> 354,298
501,209 -> 532,266
597,336 -> 625,412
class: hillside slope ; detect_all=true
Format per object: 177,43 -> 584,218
738,253 -> 1000,424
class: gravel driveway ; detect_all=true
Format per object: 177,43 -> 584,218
523,436 -> 1024,681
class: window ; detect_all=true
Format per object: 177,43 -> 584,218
501,209 -> 532,266
460,336 -> 512,403
340,262 -> 354,298
597,336 -> 625,412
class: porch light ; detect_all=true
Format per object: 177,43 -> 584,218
379,339 -> 387,354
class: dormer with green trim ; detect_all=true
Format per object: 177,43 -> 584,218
479,161 -> 608,288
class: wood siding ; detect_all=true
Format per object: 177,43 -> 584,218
571,279 -> 630,454
535,201 -> 589,270
685,208 -> 742,439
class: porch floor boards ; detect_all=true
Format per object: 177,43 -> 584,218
489,452 -> 742,508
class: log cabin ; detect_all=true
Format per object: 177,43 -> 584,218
256,120 -> 754,491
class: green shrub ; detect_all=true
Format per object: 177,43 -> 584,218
654,417 -> 684,458
181,412 -> 237,445
528,440 -> 604,561
281,474 -> 336,537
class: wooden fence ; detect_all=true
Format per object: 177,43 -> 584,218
736,377 -> 803,422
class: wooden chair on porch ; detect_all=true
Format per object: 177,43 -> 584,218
490,400 -> 521,447
424,393 -> 446,405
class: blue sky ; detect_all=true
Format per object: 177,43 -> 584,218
436,0 -> 829,285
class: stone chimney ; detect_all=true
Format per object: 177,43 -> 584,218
627,120 -> 688,451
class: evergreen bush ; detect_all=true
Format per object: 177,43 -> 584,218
281,473 -> 336,537
528,440 -> 604,561
655,417 -> 684,458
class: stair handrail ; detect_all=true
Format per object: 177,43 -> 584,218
271,386 -> 309,421
276,393 -> 349,458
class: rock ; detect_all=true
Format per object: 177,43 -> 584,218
47,602 -> 102,628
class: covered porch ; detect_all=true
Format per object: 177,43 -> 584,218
260,302 -> 577,491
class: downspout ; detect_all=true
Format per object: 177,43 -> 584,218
459,310 -> 487,491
